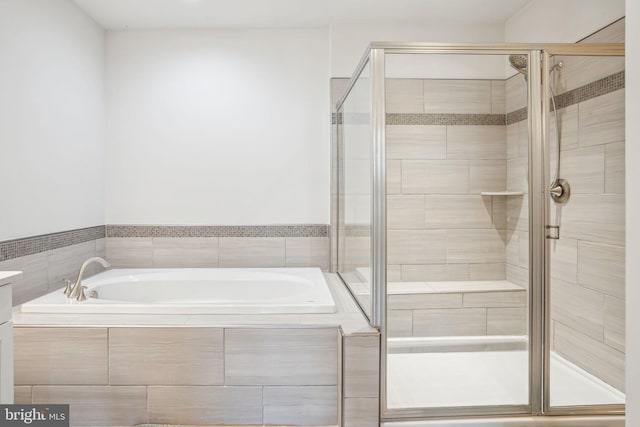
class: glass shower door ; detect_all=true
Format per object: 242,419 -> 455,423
545,51 -> 625,410
383,51 -> 533,415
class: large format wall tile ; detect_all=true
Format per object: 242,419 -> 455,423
487,307 -> 527,335
388,293 -> 461,310
549,238 -> 578,284
550,105 -> 578,151
558,146 -> 605,194
33,386 -> 147,427
604,296 -> 625,352
560,194 -> 624,246
413,308 -> 487,336
506,74 -> 527,112
578,89 -> 625,148
386,125 -> 446,159
402,160 -> 469,194
225,328 -> 338,385
386,79 -> 423,113
14,328 -> 108,385
577,241 -> 625,299
386,160 -> 402,194
285,237 -> 329,269
446,229 -> 505,264
387,230 -> 446,265
401,264 -> 469,282
491,80 -> 506,114
152,237 -> 218,267
469,160 -> 506,193
463,290 -> 526,308
13,386 -> 32,404
388,195 -> 425,229
343,397 -> 379,427
551,278 -> 604,341
557,56 -> 624,93
469,263 -> 506,280
218,237 -> 286,267
263,386 -> 338,425
605,141 -> 625,194
424,195 -> 493,229
506,157 -> 528,193
0,253 -> 48,306
342,335 -> 380,397
106,237 -> 152,268
554,322 -> 624,392
148,386 -> 262,425
507,123 -> 519,159
423,80 -> 491,114
388,309 -> 413,337
109,328 -> 224,385
447,126 -> 506,160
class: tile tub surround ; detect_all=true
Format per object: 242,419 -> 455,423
13,273 -> 380,427
1,224 -> 330,306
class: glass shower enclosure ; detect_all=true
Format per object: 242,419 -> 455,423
334,43 -> 625,420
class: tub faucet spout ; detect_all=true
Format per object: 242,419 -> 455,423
67,256 -> 111,301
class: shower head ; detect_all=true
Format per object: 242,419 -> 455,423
509,55 -> 528,75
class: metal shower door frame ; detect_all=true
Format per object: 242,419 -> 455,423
334,42 -> 625,422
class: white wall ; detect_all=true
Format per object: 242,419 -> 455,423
106,29 -> 330,225
626,1 -> 639,425
0,0 -> 106,241
505,0 -> 625,42
330,22 -> 505,78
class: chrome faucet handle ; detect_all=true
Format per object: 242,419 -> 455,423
63,279 -> 74,297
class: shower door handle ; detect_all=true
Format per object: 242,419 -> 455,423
546,225 -> 560,239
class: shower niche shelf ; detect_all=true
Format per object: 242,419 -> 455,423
480,191 -> 524,196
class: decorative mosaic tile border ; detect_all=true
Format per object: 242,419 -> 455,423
332,112 -> 506,126
0,225 -> 106,262
386,113 -> 506,126
555,70 -> 624,110
106,224 -> 329,238
506,108 -> 528,125
0,224 -> 329,261
506,70 -> 625,125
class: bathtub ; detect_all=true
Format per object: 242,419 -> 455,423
20,267 -> 336,314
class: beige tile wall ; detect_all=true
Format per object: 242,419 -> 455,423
547,91 -> 626,392
386,78 -> 508,284
14,325 -> 347,426
505,18 -> 626,392
388,287 -> 527,338
0,238 -> 106,306
105,236 -> 329,270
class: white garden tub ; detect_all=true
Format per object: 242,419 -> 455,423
20,268 -> 336,314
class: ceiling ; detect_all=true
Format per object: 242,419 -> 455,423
72,0 -> 532,29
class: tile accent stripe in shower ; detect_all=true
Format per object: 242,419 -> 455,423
333,70 -> 624,127
0,224 -> 329,262
506,70 -> 624,125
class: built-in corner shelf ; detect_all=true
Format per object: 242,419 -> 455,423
480,191 -> 524,196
